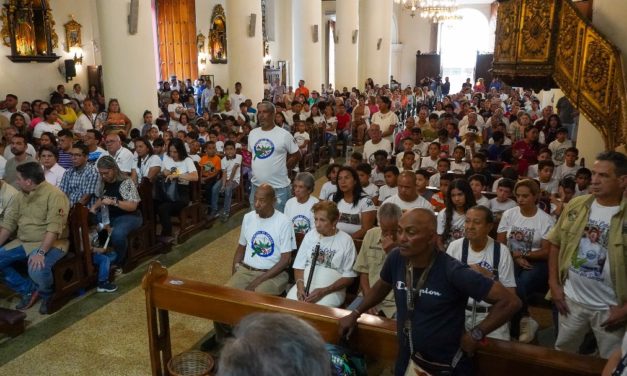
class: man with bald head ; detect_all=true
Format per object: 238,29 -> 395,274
340,208 -> 521,375
363,123 -> 392,165
382,171 -> 433,212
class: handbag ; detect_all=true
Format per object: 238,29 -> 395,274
325,343 -> 367,376
155,177 -> 180,202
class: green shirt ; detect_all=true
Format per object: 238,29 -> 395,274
545,194 -> 627,305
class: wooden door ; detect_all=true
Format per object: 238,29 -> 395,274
415,52 -> 441,85
156,0 -> 199,82
475,53 -> 494,86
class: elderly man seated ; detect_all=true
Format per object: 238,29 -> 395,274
0,162 -> 70,314
381,171 -> 434,212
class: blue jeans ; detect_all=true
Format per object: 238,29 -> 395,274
211,180 -> 238,215
325,133 -> 337,158
249,184 -> 292,213
511,260 -> 548,337
92,251 -> 117,283
0,245 -> 65,298
110,213 -> 143,263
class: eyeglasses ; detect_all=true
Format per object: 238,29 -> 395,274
70,153 -> 85,157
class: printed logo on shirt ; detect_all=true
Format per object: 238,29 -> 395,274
292,215 -> 311,234
507,226 -> 534,255
309,247 -> 337,269
250,231 -> 275,258
394,281 -> 442,297
570,220 -> 610,281
253,138 -> 275,160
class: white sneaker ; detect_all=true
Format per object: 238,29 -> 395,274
518,316 -> 539,343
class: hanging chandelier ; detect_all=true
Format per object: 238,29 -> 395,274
398,0 -> 462,23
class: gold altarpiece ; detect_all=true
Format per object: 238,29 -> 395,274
493,0 -> 627,150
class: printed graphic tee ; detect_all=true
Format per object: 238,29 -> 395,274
239,210 -> 296,270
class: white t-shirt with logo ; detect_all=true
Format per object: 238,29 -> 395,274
497,206 -> 555,254
239,210 -> 296,270
249,126 -> 299,188
288,228 -> 358,307
162,156 -> 197,185
363,139 -> 392,165
221,154 -> 242,184
336,196 -> 376,235
319,181 -> 337,201
294,131 -> 310,150
283,195 -> 319,235
563,200 -> 620,309
362,183 -> 379,199
489,198 -> 517,215
437,210 -> 466,247
382,194 -> 434,212
447,237 -> 516,307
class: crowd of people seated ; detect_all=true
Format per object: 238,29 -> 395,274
0,73 -> 625,375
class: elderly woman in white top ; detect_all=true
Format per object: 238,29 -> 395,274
39,145 -> 65,187
287,200 -> 357,307
284,172 -> 319,237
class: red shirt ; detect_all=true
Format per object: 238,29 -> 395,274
336,113 -> 351,131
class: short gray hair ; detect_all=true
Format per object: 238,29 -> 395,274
294,172 -> 315,193
377,202 -> 402,224
258,101 -> 276,114
218,313 -> 330,376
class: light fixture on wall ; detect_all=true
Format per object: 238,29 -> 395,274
397,0 -> 462,23
199,53 -> 208,66
73,52 -> 83,65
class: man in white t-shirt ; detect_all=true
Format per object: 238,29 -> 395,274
447,206 -> 517,340
249,102 -> 301,212
212,184 -> 296,341
230,82 -> 247,111
102,132 -> 134,175
547,151 -> 627,359
73,98 -> 100,136
382,171 -> 434,212
363,124 -> 392,165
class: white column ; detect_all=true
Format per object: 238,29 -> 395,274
335,0 -> 359,90
271,0 -> 292,85
226,0 -> 265,104
359,0 -> 393,87
96,0 -> 160,130
292,0 -> 322,90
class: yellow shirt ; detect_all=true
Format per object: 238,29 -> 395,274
58,106 -> 78,126
353,227 -> 396,317
1,182 -> 70,254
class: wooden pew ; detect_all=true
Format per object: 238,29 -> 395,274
176,163 -> 209,243
48,204 -> 95,313
142,261 -> 605,376
123,179 -> 171,273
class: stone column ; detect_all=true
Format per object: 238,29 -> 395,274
335,0 -> 359,90
359,0 -> 393,87
292,0 -> 322,90
96,0 -> 160,130
226,0 -> 265,104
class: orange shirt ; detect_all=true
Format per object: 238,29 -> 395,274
199,154 -> 221,178
294,86 -> 310,99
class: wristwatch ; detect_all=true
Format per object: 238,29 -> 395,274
470,327 -> 485,342
37,249 -> 46,256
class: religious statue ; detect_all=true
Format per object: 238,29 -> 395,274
209,4 -> 227,64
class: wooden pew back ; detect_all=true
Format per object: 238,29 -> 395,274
142,262 -> 605,376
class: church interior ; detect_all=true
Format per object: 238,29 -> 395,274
0,0 -> 625,375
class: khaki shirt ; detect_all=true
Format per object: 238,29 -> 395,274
545,194 -> 627,306
353,227 -> 396,317
1,181 -> 70,255
0,181 -> 19,223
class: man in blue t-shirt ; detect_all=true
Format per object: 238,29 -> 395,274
339,209 -> 521,375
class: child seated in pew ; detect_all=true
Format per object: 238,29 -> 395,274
450,145 -> 470,173
487,131 -> 507,161
526,148 -> 552,179
399,151 -> 416,173
548,127 -> 573,166
376,165 -> 399,205
293,120 -> 310,155
574,167 -> 591,197
429,172 -> 453,212
491,166 -> 519,192
370,150 -> 389,186
347,152 -> 362,170
199,141 -> 221,213
550,177 -> 576,219
469,174 -> 490,207
356,163 -> 379,201
415,169 -> 434,201
88,213 -> 118,293
319,163 -> 341,201
153,137 -> 166,160
395,137 -> 420,170
536,159 -> 559,198
209,141 -> 241,222
239,136 -> 252,196
465,152 -> 493,188
428,158 -> 451,188
489,178 -> 517,222
554,147 -> 579,180
420,141 -> 441,172
188,140 -> 201,163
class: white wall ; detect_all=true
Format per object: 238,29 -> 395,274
395,3 -> 432,87
267,0 -> 292,85
196,0 -> 230,89
0,0 -> 98,102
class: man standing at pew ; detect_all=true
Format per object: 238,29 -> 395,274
249,101 -> 300,212
339,208 -> 521,375
0,162 -> 70,314
548,151 -> 627,358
